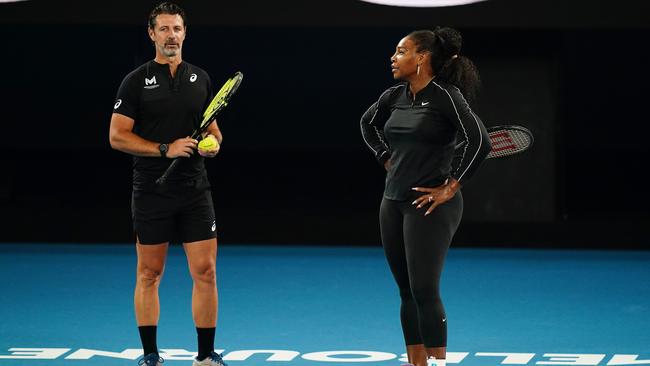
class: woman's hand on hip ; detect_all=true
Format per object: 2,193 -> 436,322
411,178 -> 461,216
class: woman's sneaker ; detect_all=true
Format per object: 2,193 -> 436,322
192,351 -> 227,366
138,353 -> 164,366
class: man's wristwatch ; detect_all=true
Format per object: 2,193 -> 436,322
159,143 -> 169,158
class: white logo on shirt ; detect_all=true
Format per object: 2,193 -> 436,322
190,73 -> 197,82
421,101 -> 430,106
114,99 -> 122,109
144,76 -> 160,89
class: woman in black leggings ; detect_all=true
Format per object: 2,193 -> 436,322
360,27 -> 491,366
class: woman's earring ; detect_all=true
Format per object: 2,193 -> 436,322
417,64 -> 420,75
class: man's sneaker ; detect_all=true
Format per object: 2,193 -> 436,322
138,353 -> 164,366
192,351 -> 227,366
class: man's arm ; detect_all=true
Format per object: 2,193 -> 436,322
109,113 -> 197,158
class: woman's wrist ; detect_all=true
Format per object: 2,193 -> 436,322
447,178 -> 462,192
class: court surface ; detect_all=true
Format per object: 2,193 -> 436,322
1,244 -> 649,366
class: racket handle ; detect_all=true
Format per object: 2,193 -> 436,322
155,158 -> 181,185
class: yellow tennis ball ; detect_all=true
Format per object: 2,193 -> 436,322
198,135 -> 219,151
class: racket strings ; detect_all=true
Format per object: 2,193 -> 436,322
201,75 -> 240,123
488,130 -> 532,158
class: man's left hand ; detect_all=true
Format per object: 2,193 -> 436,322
198,134 -> 220,158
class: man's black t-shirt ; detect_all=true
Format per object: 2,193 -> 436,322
113,60 -> 213,189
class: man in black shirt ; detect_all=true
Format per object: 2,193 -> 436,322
109,3 -> 225,366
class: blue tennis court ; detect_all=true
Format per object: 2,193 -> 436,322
1,244 -> 649,365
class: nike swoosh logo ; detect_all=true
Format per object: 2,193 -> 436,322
421,101 -> 430,106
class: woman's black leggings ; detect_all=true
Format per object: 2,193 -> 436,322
379,191 -> 463,348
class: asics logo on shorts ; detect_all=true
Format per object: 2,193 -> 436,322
211,221 -> 216,232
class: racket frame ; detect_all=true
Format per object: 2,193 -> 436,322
455,124 -> 534,159
155,71 -> 243,185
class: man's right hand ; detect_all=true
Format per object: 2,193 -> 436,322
167,137 -> 198,158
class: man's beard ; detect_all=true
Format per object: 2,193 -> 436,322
161,44 -> 179,57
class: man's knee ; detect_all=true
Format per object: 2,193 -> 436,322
137,265 -> 164,288
191,262 -> 216,286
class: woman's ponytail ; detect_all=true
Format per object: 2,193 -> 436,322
408,27 -> 481,103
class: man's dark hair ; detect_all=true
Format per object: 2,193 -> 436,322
148,2 -> 187,29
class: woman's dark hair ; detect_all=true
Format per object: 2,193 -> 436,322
408,27 -> 480,102
148,2 -> 187,29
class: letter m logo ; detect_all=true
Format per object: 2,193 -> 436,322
145,76 -> 157,86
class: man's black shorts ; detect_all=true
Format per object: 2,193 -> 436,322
131,178 -> 217,244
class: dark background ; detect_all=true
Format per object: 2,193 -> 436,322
1,0 -> 648,248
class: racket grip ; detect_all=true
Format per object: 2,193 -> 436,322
155,158 -> 181,185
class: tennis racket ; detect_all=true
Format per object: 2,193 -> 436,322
156,71 -> 243,184
455,125 -> 534,159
